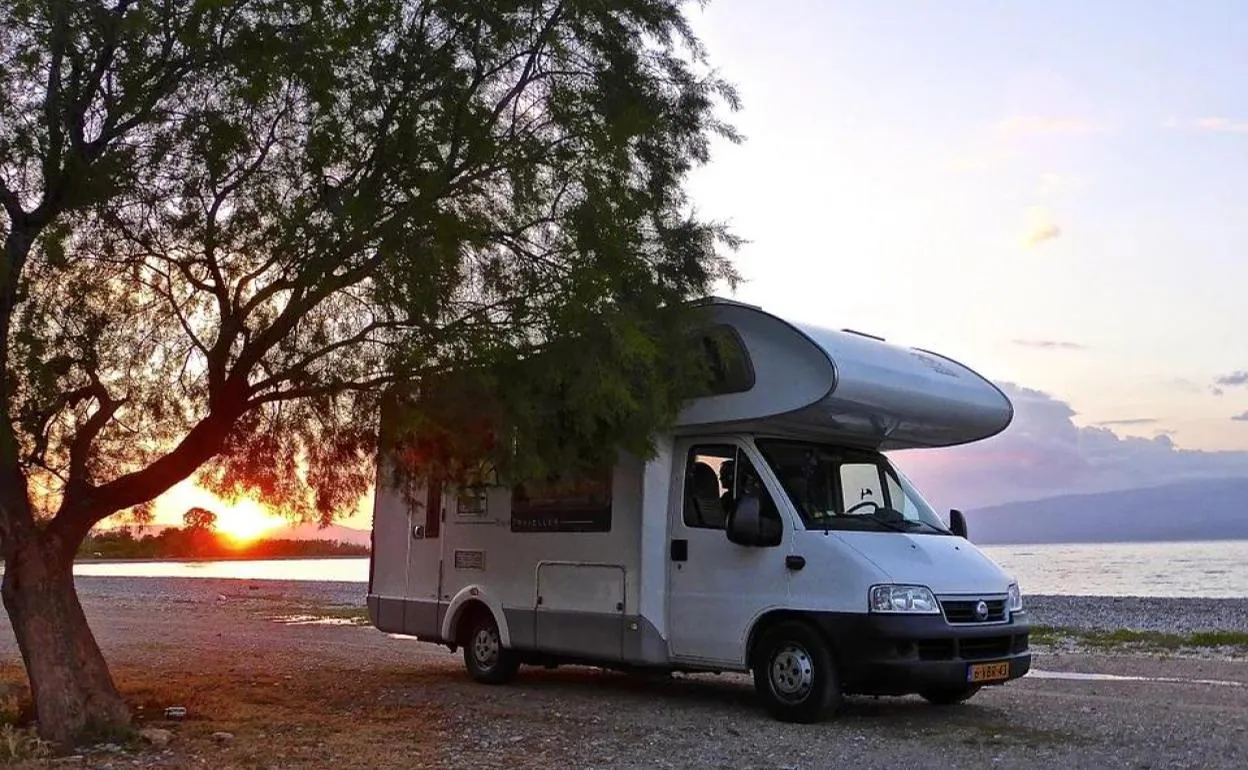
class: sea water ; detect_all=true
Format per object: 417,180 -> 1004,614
65,539 -> 1248,598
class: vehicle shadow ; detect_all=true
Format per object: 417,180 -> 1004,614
384,661 -> 1020,729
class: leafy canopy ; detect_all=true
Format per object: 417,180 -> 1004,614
0,0 -> 740,535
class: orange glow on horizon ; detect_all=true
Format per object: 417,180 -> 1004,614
137,478 -> 375,541
149,479 -> 288,543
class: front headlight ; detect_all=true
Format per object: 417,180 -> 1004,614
1007,582 -> 1023,612
869,584 -> 940,614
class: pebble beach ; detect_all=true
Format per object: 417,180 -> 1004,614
68,574 -> 1248,636
0,574 -> 1243,769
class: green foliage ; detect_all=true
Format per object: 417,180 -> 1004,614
1030,625 -> 1248,654
0,0 -> 741,530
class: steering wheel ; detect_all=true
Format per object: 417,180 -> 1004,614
844,500 -> 881,515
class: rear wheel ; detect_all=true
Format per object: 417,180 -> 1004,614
462,609 -> 519,685
752,621 -> 842,723
920,685 -> 981,705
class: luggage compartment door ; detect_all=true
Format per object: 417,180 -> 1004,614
535,562 -> 626,661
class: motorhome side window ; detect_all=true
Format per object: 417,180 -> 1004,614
684,445 -> 781,530
424,478 -> 442,538
698,325 -> 755,395
510,466 -> 613,533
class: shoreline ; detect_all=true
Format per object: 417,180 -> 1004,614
56,574 -> 1248,638
70,553 -> 368,565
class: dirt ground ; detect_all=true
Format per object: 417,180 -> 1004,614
0,577 -> 1246,769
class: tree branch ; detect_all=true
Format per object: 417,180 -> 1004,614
52,395 -> 245,540
0,179 -> 23,221
65,373 -> 125,495
24,385 -> 97,468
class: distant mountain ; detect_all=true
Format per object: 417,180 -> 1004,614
106,520 -> 372,547
266,522 -> 371,547
964,477 -> 1248,545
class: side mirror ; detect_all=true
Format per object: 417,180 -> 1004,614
949,509 -> 968,539
726,495 -> 781,547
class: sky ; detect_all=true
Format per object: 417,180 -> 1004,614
147,0 -> 1248,534
674,0 -> 1248,511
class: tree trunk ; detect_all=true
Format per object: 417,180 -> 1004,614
1,535 -> 131,747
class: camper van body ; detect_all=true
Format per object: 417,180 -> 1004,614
367,299 -> 1031,721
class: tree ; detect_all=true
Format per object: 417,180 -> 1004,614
0,0 -> 740,747
181,506 -> 217,532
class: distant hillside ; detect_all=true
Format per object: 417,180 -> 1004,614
965,478 -> 1248,545
267,522 -> 371,547
115,521 -> 372,547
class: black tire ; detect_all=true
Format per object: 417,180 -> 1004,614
461,609 -> 520,685
751,620 -> 842,723
920,685 -> 981,705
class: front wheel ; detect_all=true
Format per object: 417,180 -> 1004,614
752,621 -> 842,723
920,685 -> 981,705
462,610 -> 520,685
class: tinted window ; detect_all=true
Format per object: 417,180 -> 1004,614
511,467 -> 612,533
698,325 -> 754,395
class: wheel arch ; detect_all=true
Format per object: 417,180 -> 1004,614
442,586 -> 512,648
746,609 -> 839,669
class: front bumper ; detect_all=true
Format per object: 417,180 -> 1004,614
807,611 -> 1032,696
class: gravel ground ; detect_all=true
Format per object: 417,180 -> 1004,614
0,576 -> 1244,769
1024,594 -> 1248,633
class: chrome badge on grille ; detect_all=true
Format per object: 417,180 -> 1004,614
974,600 -> 989,621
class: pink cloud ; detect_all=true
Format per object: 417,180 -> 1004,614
890,383 -> 1248,512
1193,117 -> 1248,133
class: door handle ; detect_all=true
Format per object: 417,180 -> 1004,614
411,524 -> 425,540
785,555 -> 806,571
670,539 -> 688,562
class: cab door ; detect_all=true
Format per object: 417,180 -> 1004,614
666,439 -> 791,666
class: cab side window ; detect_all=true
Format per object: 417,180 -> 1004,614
684,445 -> 782,533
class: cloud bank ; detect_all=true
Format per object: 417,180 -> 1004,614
1215,371 -> 1248,387
890,383 -> 1248,512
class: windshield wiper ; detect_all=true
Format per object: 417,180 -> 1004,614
905,519 -> 951,535
863,510 -> 911,533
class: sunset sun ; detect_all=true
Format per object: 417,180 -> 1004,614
212,500 -> 286,545
153,479 -> 288,545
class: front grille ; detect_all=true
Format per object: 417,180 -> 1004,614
917,639 -> 955,661
959,635 -> 1013,660
913,634 -> 1028,662
940,597 -> 1007,624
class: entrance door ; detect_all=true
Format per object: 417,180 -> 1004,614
403,477 -> 445,637
666,440 -> 790,665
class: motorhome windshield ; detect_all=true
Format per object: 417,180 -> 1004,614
754,439 -> 950,535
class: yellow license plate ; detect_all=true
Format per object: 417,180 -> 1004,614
967,661 -> 1011,683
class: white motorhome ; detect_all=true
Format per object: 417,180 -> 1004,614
367,298 -> 1031,722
